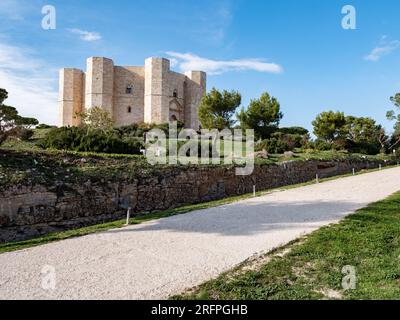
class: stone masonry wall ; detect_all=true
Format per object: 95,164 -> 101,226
113,66 -> 145,125
0,159 -> 391,243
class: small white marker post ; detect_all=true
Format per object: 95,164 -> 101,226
316,174 -> 319,184
379,164 -> 382,170
253,185 -> 256,197
352,168 -> 355,176
125,207 -> 131,226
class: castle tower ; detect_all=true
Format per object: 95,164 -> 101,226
185,71 -> 206,129
144,57 -> 171,124
58,68 -> 84,126
85,57 -> 114,115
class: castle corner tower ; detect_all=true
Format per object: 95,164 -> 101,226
85,57 -> 114,114
58,68 -> 84,127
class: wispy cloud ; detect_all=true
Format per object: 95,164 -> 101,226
364,36 -> 400,62
166,52 -> 283,75
0,42 -> 58,125
68,28 -> 102,42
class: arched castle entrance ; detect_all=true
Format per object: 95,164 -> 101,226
169,99 -> 183,123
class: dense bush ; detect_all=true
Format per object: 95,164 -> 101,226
116,121 -> 185,139
308,138 -> 381,155
255,138 -> 289,154
309,139 -> 333,151
115,124 -> 140,138
15,128 -> 34,141
40,127 -> 144,155
255,132 -> 309,154
346,141 -> 381,155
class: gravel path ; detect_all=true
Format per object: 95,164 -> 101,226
1,167 -> 400,300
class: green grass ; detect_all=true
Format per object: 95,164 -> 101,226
1,128 -> 51,151
1,163 -> 397,255
173,191 -> 400,300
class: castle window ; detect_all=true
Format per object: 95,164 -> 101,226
126,86 -> 133,94
173,89 -> 178,98
127,106 -> 132,113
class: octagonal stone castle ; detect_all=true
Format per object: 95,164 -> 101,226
59,57 -> 206,129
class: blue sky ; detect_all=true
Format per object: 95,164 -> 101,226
0,0 -> 399,133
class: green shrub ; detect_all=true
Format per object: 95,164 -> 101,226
115,124 -> 139,137
309,139 -> 334,151
346,141 -> 381,155
255,132 -> 309,154
309,138 -> 380,155
255,138 -> 289,154
40,127 -> 144,155
271,132 -> 307,150
116,121 -> 185,139
14,128 -> 34,141
152,121 -> 185,138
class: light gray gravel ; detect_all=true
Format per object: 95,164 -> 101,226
1,167 -> 400,300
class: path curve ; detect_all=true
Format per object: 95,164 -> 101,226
1,167 -> 400,299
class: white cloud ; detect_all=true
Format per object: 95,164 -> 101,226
364,36 -> 400,62
166,52 -> 283,75
0,42 -> 58,125
68,28 -> 102,42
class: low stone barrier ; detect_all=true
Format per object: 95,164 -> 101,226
0,159 -> 392,242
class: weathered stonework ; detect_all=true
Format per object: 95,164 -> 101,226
58,68 -> 84,126
0,159 -> 391,243
59,57 -> 206,129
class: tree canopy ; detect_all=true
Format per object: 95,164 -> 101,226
278,126 -> 309,135
312,111 -> 386,154
312,111 -> 346,143
237,92 -> 283,139
77,106 -> 114,133
345,116 -> 381,143
198,88 -> 241,130
386,92 -> 400,150
0,88 -> 39,145
344,116 -> 385,154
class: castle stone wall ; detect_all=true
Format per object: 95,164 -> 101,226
58,68 -> 84,126
113,66 -> 145,125
166,71 -> 186,122
185,71 -> 206,129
